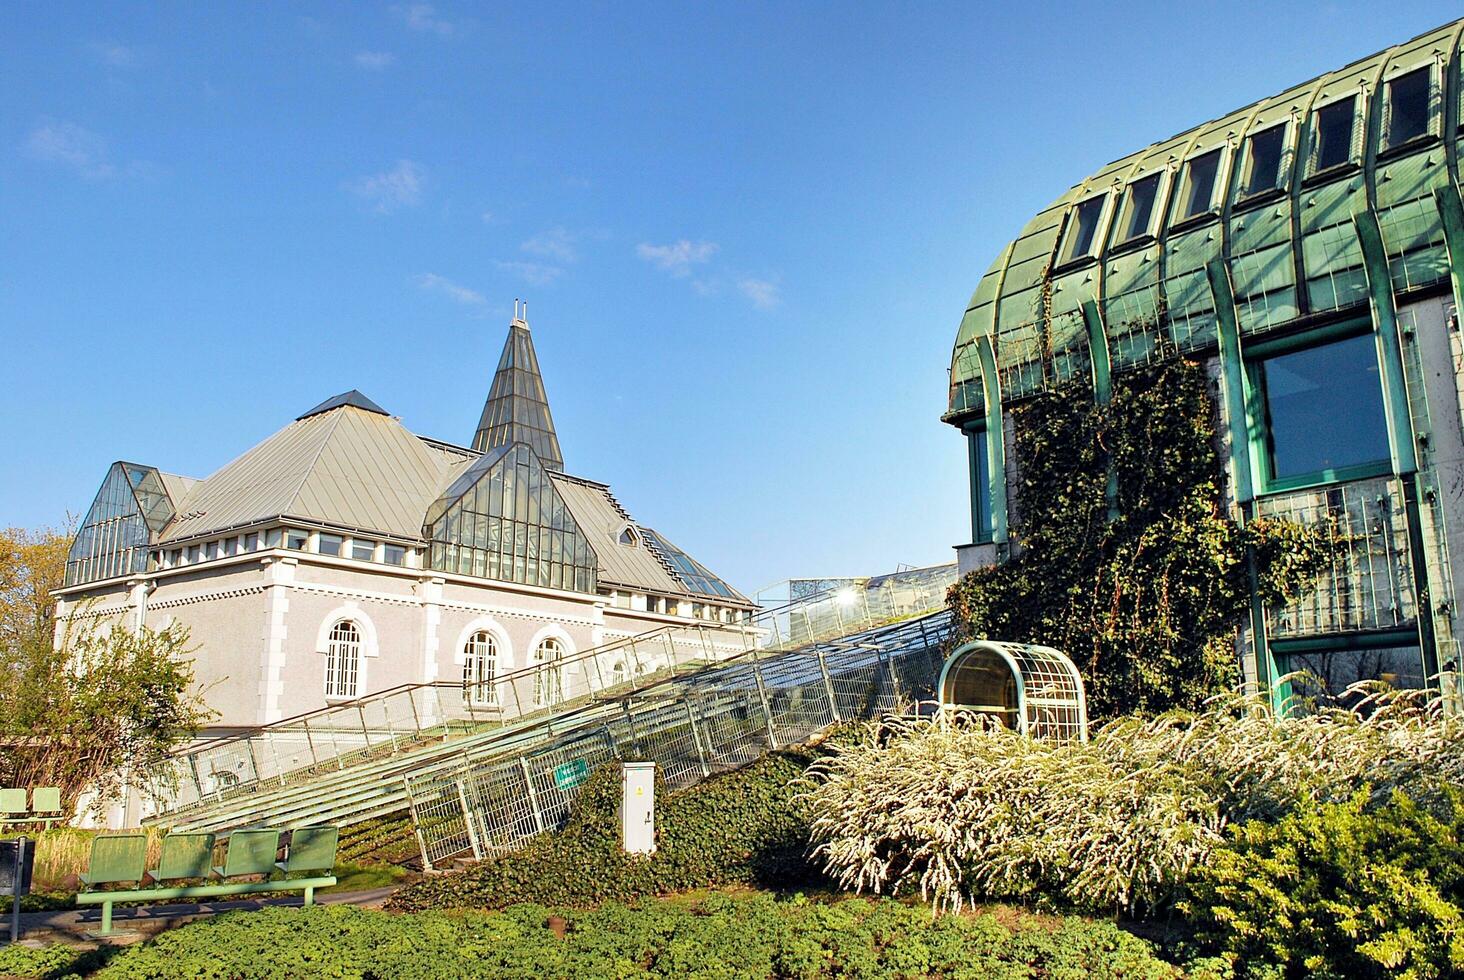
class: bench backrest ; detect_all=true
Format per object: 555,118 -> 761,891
222,828 -> 280,877
282,826 -> 339,873
87,834 -> 148,884
156,832 -> 215,880
0,788 -> 25,815
31,787 -> 61,813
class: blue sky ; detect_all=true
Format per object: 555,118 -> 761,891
1,1 -> 1458,595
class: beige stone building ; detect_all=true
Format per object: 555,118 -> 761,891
56,311 -> 755,735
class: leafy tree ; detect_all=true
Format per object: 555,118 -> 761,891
949,359 -> 1329,719
0,525 -> 70,653
0,525 -> 214,815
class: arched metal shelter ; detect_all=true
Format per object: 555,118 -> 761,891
937,641 -> 1088,741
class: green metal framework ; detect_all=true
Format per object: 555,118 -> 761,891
946,18 -> 1464,707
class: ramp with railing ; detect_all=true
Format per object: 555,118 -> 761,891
149,563 -> 958,839
406,608 -> 956,868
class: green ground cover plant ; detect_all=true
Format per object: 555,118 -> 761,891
0,894 -> 1198,979
947,359 -> 1329,720
389,747 -> 822,912
803,688 -> 1464,916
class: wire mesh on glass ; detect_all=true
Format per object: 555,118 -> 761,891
1256,476 -> 1414,637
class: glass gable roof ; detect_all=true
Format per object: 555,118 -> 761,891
638,527 -> 738,600
66,461 -> 176,586
424,442 -> 597,593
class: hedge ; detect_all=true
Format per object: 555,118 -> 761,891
388,748 -> 823,912
0,894 -> 1202,979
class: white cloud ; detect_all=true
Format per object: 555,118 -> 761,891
89,40 -> 137,67
521,227 -> 577,264
416,272 -> 485,306
635,240 -> 718,278
346,160 -> 423,213
25,121 -> 115,179
480,210 -> 496,224
395,3 -> 454,35
496,261 -> 563,286
354,50 -> 396,70
738,277 -> 781,311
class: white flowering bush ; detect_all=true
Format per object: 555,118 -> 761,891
801,682 -> 1464,915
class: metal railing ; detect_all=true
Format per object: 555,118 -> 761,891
1256,474 -> 1415,638
405,609 -> 956,869
152,564 -> 958,820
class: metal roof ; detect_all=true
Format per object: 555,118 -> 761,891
162,404 -> 452,542
549,472 -> 691,598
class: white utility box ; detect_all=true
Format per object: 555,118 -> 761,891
621,761 -> 656,854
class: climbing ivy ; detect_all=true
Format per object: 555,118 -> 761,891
949,358 -> 1330,719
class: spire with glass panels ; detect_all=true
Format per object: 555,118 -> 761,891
472,303 -> 564,471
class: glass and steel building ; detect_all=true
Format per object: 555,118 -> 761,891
944,18 -> 1464,706
57,309 -> 756,730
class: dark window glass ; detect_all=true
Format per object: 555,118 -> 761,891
220,537 -> 236,557
1243,124 -> 1287,196
1180,149 -> 1222,219
1314,99 -> 1356,172
1062,196 -> 1105,262
1387,67 -> 1431,147
1120,174 -> 1161,241
286,529 -> 308,551
1257,332 -> 1389,482
352,538 -> 376,561
243,533 -> 258,551
317,533 -> 342,557
969,427 -> 992,542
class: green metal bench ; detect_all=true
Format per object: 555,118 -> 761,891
0,787 -> 63,828
76,826 -> 339,934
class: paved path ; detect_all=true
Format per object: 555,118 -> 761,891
7,885 -> 403,946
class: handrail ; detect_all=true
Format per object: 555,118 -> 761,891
152,563 -> 958,817
178,576 -> 898,753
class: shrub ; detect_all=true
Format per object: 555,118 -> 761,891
1184,789 -> 1464,979
0,894 -> 1188,979
803,689 -> 1464,915
389,748 -> 823,912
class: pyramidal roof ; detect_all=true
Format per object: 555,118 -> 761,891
298,389 -> 388,421
162,401 -> 452,542
471,310 -> 564,471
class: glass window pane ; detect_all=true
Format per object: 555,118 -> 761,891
1257,332 -> 1390,481
1243,124 -> 1286,197
1180,149 -> 1221,219
352,539 -> 376,561
1061,195 -> 1105,262
318,533 -> 343,557
969,428 -> 991,542
1119,174 -> 1160,241
1387,67 -> 1431,147
1314,99 -> 1355,172
286,529 -> 308,550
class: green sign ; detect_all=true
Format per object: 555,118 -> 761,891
553,758 -> 590,791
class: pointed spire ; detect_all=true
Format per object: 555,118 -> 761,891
471,302 -> 564,471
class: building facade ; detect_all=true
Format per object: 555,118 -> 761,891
57,312 -> 756,734
944,19 -> 1464,703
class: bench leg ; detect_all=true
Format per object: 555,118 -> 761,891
304,885 -> 314,906
101,900 -> 113,935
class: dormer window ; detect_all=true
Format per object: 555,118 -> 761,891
618,525 -> 640,547
1057,194 -> 1107,265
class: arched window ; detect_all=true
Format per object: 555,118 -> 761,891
325,621 -> 361,699
463,630 -> 497,705
533,637 -> 565,707
609,658 -> 628,688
